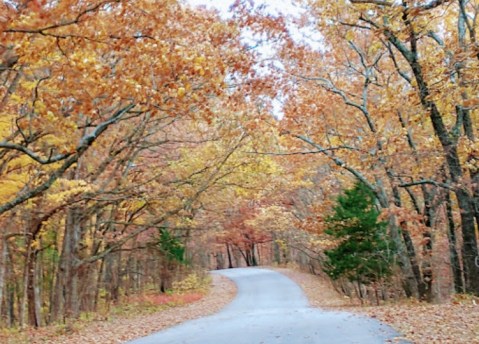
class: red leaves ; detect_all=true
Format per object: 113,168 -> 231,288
126,292 -> 203,307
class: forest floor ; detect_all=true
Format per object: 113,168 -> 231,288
275,267 -> 479,344
3,267 -> 479,343
0,274 -> 236,344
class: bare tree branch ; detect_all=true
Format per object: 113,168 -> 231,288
246,145 -> 366,156
5,1 -> 116,35
350,0 -> 393,6
398,179 -> 453,190
0,142 -> 74,164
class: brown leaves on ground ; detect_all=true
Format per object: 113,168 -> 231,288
2,274 -> 236,344
5,268 -> 479,343
355,301 -> 479,344
277,267 -> 479,344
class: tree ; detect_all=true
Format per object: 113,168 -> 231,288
0,0 -> 271,327
233,0 -> 476,298
324,181 -> 394,287
291,0 -> 479,295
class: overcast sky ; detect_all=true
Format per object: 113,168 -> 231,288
185,0 -> 300,17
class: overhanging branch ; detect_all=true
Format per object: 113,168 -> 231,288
398,179 -> 453,190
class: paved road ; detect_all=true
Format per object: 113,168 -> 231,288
128,268 -> 407,344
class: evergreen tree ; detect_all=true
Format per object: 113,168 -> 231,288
324,181 -> 394,285
157,228 -> 186,264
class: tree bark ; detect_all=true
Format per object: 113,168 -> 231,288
0,237 -> 7,326
26,243 -> 40,327
226,243 -> 233,268
445,190 -> 465,293
52,207 -> 82,321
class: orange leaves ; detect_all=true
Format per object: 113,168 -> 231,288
380,205 -> 428,237
463,98 -> 479,109
0,0 -> 264,222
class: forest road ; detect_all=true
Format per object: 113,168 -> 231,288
127,267 -> 408,344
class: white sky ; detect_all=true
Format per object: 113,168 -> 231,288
185,0 -> 300,17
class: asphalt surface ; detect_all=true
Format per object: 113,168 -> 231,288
128,267 -> 407,344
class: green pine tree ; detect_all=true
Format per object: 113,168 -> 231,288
324,181 -> 394,285
157,228 -> 186,264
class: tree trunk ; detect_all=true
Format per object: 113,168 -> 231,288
104,249 -> 121,303
376,183 -> 420,298
52,207 -> 82,321
26,243 -> 40,327
226,243 -> 233,268
0,236 -> 6,325
34,250 -> 42,326
214,252 -> 224,270
251,244 -> 258,266
389,180 -> 429,300
6,261 -> 15,327
455,188 -> 479,293
446,190 -> 465,293
19,239 -> 29,328
383,9 -> 479,294
94,258 -> 105,312
471,167 -> 479,231
416,59 -> 479,295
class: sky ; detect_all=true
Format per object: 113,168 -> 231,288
184,0 -> 322,51
185,0 -> 300,18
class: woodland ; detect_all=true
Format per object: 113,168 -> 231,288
0,0 -> 478,333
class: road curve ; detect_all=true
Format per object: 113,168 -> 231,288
128,267 -> 407,344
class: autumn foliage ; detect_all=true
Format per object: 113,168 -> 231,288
1,0 -> 479,333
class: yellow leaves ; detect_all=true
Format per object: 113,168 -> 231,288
193,64 -> 205,76
191,93 -> 200,102
0,181 -> 23,201
458,138 -> 479,167
177,87 -> 186,99
0,172 -> 29,203
368,41 -> 382,55
30,239 -> 41,250
345,30 -> 355,41
327,135 -> 343,147
194,56 -> 206,65
41,134 -> 65,146
7,155 -> 33,170
130,199 -> 147,211
246,205 -> 294,232
0,114 -> 15,139
45,178 -> 94,205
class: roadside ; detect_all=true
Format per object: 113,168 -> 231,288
1,274 -> 236,344
275,267 -> 479,344
4,267 -> 479,343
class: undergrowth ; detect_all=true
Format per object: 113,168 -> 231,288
0,272 -> 211,344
